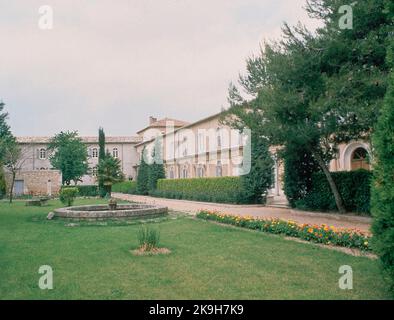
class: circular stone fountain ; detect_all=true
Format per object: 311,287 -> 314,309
53,203 -> 168,220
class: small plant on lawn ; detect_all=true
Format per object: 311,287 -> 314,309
60,187 -> 79,207
137,225 -> 160,252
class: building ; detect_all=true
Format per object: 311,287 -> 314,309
10,113 -> 372,199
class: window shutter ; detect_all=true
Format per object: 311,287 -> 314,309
37,149 -> 40,159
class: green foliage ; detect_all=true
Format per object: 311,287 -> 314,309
137,225 -> 160,251
136,148 -> 150,195
98,127 -> 106,196
371,33 -> 394,293
48,131 -> 89,185
97,153 -> 124,197
62,185 -> 99,197
154,177 -> 243,204
59,187 -> 79,207
0,101 -> 14,163
238,134 -> 273,204
226,0 -> 390,213
296,170 -> 372,214
112,181 -> 137,194
148,139 -> 166,192
283,143 -> 320,208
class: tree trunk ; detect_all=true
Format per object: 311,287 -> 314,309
9,171 -> 15,204
312,151 -> 346,214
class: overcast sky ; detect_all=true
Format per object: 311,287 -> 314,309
0,0 -> 320,137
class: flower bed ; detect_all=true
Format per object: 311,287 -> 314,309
196,210 -> 371,251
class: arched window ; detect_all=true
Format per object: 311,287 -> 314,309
351,147 -> 370,170
39,148 -> 46,160
197,165 -> 205,178
113,148 -> 119,158
182,165 -> 188,179
92,148 -> 98,158
216,161 -> 222,177
217,128 -> 222,148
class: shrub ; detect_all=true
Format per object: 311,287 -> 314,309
59,187 -> 79,207
197,210 -> 371,251
155,177 -> 244,204
112,181 -> 137,194
77,185 -> 99,197
137,225 -> 160,251
296,170 -> 372,214
371,41 -> 394,293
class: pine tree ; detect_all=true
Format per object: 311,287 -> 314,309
148,139 -> 166,192
371,34 -> 394,294
239,134 -> 273,204
136,148 -> 150,195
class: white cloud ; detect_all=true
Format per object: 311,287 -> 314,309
0,0 -> 320,136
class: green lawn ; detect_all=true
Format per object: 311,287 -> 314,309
0,198 -> 390,300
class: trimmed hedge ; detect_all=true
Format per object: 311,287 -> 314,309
296,170 -> 372,214
112,181 -> 137,194
152,177 -> 243,204
61,185 -> 99,197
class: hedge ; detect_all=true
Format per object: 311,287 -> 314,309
296,169 -> 372,214
152,177 -> 243,204
61,185 -> 99,197
112,181 -> 138,194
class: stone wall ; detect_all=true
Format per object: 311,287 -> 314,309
5,170 -> 62,196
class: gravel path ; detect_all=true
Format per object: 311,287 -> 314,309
113,193 -> 372,233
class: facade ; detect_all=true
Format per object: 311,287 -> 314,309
11,114 -> 372,198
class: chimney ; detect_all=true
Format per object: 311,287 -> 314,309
149,116 -> 157,125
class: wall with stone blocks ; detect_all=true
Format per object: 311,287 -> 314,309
5,170 -> 62,196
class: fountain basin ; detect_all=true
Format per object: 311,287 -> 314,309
53,203 -> 168,219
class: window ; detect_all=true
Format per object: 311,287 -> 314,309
169,167 -> 175,179
216,161 -> 222,177
217,128 -> 222,148
113,148 -> 119,158
351,147 -> 370,171
92,148 -> 98,158
197,166 -> 205,178
92,167 -> 98,176
39,148 -> 46,160
198,133 -> 205,153
182,166 -> 188,179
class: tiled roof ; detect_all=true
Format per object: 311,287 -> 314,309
137,118 -> 189,134
17,136 -> 142,144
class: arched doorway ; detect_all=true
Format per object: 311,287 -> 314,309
351,147 -> 370,171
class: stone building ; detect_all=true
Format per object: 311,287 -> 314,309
10,113 -> 371,199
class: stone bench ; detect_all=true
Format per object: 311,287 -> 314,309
26,197 -> 51,207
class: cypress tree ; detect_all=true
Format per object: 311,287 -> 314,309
136,148 -> 150,195
371,32 -> 394,294
98,127 -> 106,197
148,139 -> 166,192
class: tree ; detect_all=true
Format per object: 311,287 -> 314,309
96,153 -> 124,197
238,133 -> 273,204
226,0 -> 390,213
48,131 -> 89,185
0,101 -> 13,198
371,25 -> 394,294
2,139 -> 27,203
282,143 -> 320,208
98,127 -> 106,197
148,139 -> 165,192
136,148 -> 149,195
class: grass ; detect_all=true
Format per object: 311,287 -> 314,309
0,198 -> 391,300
